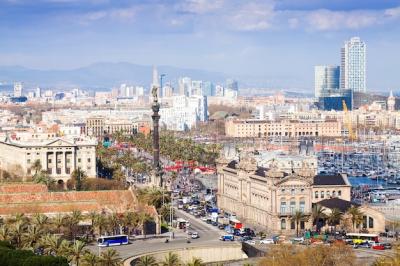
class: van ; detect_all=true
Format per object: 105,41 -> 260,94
219,235 -> 234,241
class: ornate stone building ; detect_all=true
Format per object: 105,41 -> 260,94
217,156 -> 384,234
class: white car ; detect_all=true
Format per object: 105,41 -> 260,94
191,232 -> 199,239
260,239 -> 274,244
245,240 -> 256,245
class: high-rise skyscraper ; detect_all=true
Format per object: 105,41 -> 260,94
191,80 -> 203,96
340,37 -> 366,92
226,79 -> 238,91
314,65 -> 340,97
178,77 -> 191,96
203,81 -> 214,96
14,82 -> 23,97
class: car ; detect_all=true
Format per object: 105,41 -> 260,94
245,240 -> 256,245
381,242 -> 392,249
260,239 -> 274,244
241,236 -> 253,242
218,224 -> 225,230
219,235 -> 235,241
358,243 -> 371,249
191,232 -> 199,239
371,243 -> 385,250
200,217 -> 207,222
212,221 -> 218,226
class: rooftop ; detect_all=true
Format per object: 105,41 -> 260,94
313,174 -> 347,186
317,198 -> 360,213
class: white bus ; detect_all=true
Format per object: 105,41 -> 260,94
97,235 -> 129,247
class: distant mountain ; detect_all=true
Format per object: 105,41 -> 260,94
0,62 -> 228,90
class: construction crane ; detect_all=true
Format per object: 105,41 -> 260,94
342,100 -> 356,141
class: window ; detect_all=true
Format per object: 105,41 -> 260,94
281,219 -> 286,230
78,158 -> 81,163
290,199 -> 296,214
315,191 -> 319,199
280,200 -> 287,214
301,188 -> 304,193
27,159 -> 31,164
291,221 -> 295,230
338,190 -> 342,197
300,221 -> 305,230
369,217 -> 374,229
281,189 -> 285,193
87,158 -> 91,163
332,191 -> 336,197
291,189 -> 295,195
48,159 -> 52,163
321,191 -> 325,199
299,198 -> 305,213
327,191 -> 331,198
362,216 -> 367,229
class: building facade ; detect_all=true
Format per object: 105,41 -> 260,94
225,118 -> 342,138
0,136 -> 97,183
341,37 -> 366,93
217,157 -> 384,234
314,65 -> 340,98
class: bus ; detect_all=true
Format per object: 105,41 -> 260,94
97,235 -> 129,247
345,233 -> 379,245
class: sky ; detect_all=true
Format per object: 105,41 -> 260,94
0,0 -> 400,90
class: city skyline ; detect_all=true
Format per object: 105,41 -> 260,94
0,1 -> 400,90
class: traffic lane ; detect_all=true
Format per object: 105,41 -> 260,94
88,233 -> 230,259
175,209 -> 223,237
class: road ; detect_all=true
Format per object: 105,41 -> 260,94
87,208 -> 230,260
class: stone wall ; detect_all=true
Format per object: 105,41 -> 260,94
126,244 -> 246,266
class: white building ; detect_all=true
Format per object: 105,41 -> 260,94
14,82 -> 23,97
314,65 -> 340,98
191,80 -> 203,96
341,37 -> 366,92
0,135 -> 97,183
178,77 -> 191,96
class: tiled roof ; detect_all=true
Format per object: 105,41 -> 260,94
317,198 -> 360,213
313,174 -> 346,186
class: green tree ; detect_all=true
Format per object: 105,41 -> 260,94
81,251 -> 100,266
161,252 -> 180,266
11,220 -> 26,248
0,225 -> 11,242
67,240 -> 86,266
22,225 -> 43,249
291,211 -> 308,237
136,255 -> 159,266
64,210 -> 83,240
32,213 -> 48,229
52,213 -> 65,234
39,234 -> 69,256
31,159 -> 42,175
99,248 -> 122,266
311,205 -> 326,230
327,208 -> 343,232
71,168 -> 87,191
347,205 -> 364,232
186,257 -> 204,266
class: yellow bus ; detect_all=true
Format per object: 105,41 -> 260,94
345,233 -> 379,245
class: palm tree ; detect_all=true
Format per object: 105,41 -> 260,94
122,212 -> 138,236
94,214 -> 107,236
39,234 -> 68,256
65,210 -> 83,240
81,251 -> 100,266
32,213 -> 48,229
347,205 -> 364,232
99,248 -> 122,266
67,240 -> 86,266
52,213 -> 65,234
327,208 -> 343,233
31,159 -> 42,175
186,257 -> 204,266
138,212 -> 153,238
290,211 -> 308,237
11,220 -> 26,248
22,225 -> 43,249
107,213 -> 120,235
0,225 -> 11,242
136,255 -> 158,266
161,252 -> 181,266
312,205 -> 326,231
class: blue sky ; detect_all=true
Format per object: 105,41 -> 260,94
0,0 -> 400,90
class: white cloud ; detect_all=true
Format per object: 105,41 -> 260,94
177,0 -> 224,14
305,9 -> 380,31
385,6 -> 400,18
227,2 -> 275,31
79,6 -> 137,24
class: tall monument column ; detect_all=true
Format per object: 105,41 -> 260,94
151,85 -> 163,187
